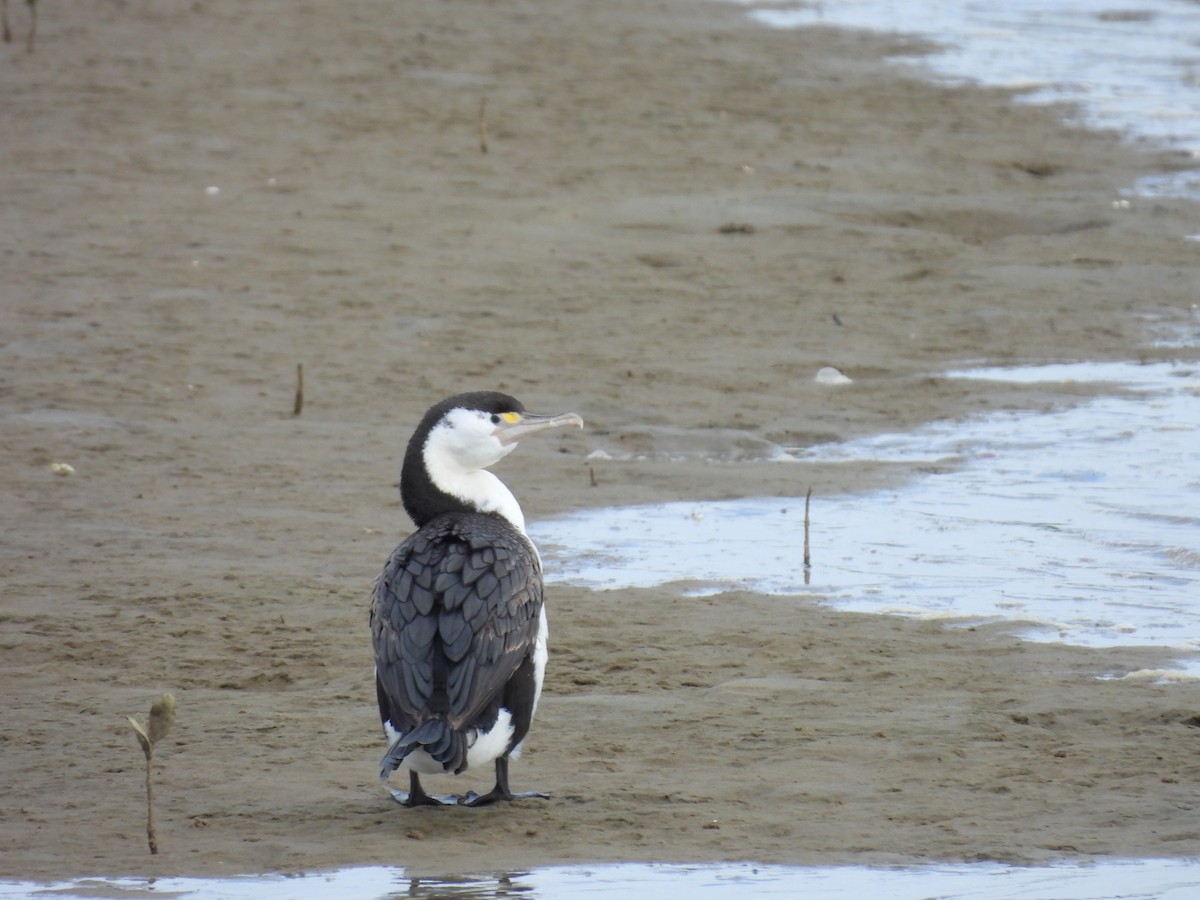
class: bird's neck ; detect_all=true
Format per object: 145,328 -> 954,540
402,448 -> 526,533
435,464 -> 527,533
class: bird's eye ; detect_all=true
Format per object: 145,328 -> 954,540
490,414 -> 502,425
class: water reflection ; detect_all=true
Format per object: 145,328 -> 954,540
8,859 -> 1200,899
400,872 -> 532,898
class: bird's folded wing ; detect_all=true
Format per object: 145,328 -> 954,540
371,513 -> 543,731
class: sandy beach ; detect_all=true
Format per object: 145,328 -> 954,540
2,0 -> 1199,881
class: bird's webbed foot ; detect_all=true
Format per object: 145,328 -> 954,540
457,757 -> 549,806
386,772 -> 458,807
458,787 -> 550,807
385,760 -> 549,807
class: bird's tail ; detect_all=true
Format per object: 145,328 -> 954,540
379,719 -> 468,779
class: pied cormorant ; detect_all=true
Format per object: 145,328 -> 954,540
370,392 -> 583,806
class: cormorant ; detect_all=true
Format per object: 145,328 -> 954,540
370,391 -> 583,806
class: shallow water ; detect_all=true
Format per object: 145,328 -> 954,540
6,858 -> 1200,899
736,0 -> 1200,199
534,361 -> 1200,669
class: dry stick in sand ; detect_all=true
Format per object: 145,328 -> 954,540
127,694 -> 177,856
293,363 -> 304,417
1,0 -> 37,53
479,97 -> 489,154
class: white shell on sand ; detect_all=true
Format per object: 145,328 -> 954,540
815,366 -> 853,385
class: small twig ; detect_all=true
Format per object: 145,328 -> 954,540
2,0 -> 36,52
803,487 -> 813,570
478,97 -> 489,154
293,363 -> 304,417
588,463 -> 598,487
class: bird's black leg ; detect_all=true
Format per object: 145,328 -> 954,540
459,756 -> 549,807
386,770 -> 454,807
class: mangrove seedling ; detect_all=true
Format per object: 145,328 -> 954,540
127,693 -> 177,855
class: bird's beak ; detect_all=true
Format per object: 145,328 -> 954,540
494,411 -> 584,446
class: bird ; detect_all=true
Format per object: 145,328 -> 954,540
370,391 -> 583,806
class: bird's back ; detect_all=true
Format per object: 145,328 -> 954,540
371,511 -> 544,774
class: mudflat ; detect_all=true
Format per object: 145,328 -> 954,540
2,0 -> 1198,881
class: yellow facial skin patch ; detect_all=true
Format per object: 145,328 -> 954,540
501,412 -> 522,424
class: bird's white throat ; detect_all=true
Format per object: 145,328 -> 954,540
422,427 -> 526,532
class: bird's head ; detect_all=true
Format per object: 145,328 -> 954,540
402,391 -> 583,528
421,392 -> 583,473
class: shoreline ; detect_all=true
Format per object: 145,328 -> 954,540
2,0 -> 1199,882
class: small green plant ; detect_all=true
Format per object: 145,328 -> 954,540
127,694 -> 177,855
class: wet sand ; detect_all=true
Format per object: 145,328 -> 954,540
2,0 -> 1199,881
